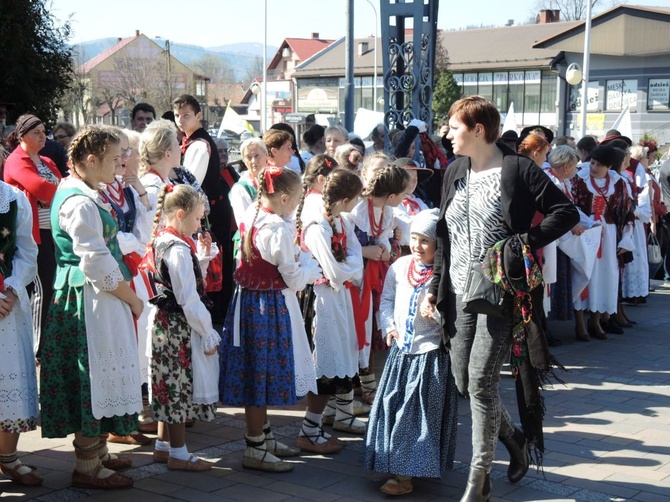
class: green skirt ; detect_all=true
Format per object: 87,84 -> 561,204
39,285 -> 138,438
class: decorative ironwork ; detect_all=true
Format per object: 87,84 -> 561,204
381,1 -> 439,135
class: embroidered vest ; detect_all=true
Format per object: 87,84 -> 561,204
149,237 -> 212,313
234,228 -> 287,290
50,187 -> 131,289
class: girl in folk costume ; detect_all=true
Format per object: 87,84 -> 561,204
145,184 -> 221,472
296,154 -> 338,341
571,145 -> 636,340
0,182 -> 41,486
297,169 -> 365,451
392,157 -> 432,253
101,128 -> 156,445
347,165 -> 410,407
40,126 -> 144,490
219,167 -> 321,473
362,209 -> 458,497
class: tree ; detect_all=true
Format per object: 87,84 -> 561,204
59,49 -> 92,127
194,54 -> 235,85
0,0 -> 73,125
244,56 -> 264,86
530,0 -> 620,21
432,70 -> 462,128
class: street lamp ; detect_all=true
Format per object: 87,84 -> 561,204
579,1 -> 593,138
365,0 -> 378,111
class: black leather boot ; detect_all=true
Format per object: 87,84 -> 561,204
500,427 -> 529,483
459,468 -> 491,502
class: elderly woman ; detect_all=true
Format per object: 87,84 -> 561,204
423,96 -> 578,501
3,114 -> 62,357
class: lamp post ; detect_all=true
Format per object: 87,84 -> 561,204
365,0 -> 378,111
580,1 -> 593,138
262,0 -> 268,134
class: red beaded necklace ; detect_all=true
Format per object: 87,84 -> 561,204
306,188 -> 322,197
367,198 -> 384,238
104,179 -> 125,207
148,168 -> 166,182
589,174 -> 610,198
260,205 -> 276,215
406,259 -> 433,288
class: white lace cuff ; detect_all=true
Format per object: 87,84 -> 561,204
98,267 -> 125,291
201,330 -> 221,354
2,277 -> 31,314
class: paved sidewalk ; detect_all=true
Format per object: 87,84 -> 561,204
2,282 -> 670,501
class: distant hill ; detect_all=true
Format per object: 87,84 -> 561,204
71,38 -> 277,81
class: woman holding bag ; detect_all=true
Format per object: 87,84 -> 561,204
422,96 -> 578,502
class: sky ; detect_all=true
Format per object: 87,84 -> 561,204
48,0 -> 601,48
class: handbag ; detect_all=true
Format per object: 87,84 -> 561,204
648,232 -> 662,265
460,168 -> 508,318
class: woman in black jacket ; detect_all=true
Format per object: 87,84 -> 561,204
422,96 -> 578,502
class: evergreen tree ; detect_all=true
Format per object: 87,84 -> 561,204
0,0 -> 73,125
432,70 -> 462,128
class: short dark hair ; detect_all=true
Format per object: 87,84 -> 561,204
172,95 -> 201,114
448,96 -> 500,144
132,102 -> 156,120
554,135 -> 575,146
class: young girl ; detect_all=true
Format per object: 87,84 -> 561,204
362,209 -> 458,496
345,165 -> 410,409
0,181 -> 41,486
392,157 -> 432,253
219,167 -> 321,473
297,154 -> 338,221
146,183 -> 221,471
39,126 -> 144,490
297,168 -> 364,451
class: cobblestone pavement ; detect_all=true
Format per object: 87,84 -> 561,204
2,281 -> 669,501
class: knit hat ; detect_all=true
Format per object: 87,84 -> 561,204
15,114 -> 42,138
410,208 -> 439,241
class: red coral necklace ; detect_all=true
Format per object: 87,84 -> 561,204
407,259 -> 433,288
367,198 -> 384,238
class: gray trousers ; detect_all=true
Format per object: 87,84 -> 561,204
451,295 -> 516,472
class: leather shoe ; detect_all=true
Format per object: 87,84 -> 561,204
101,455 -> 132,471
108,432 -> 152,446
575,331 -> 590,342
71,467 -> 133,490
242,455 -> 293,472
500,428 -> 529,483
379,476 -> 413,496
0,463 -> 43,486
460,468 -> 491,502
152,450 -> 169,463
296,435 -> 344,454
587,325 -> 607,340
167,455 -> 213,471
138,421 -> 158,434
600,319 -> 624,335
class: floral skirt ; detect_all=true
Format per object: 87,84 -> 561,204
361,345 -> 458,478
151,310 -> 216,423
39,286 -> 138,438
219,288 -> 296,407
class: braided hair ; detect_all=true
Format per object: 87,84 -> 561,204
294,154 -> 338,230
68,125 -> 121,178
322,169 -> 363,262
362,164 -> 410,199
149,183 -> 206,247
241,167 -> 302,261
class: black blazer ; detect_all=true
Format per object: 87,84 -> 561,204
429,144 -> 580,342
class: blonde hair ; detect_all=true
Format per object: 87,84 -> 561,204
334,143 -> 362,172
629,145 -> 648,161
139,119 -> 178,176
149,184 -> 207,245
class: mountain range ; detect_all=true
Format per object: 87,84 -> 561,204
72,38 -> 278,81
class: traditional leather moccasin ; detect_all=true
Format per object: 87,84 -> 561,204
101,455 -> 132,471
332,419 -> 366,435
167,455 -> 213,472
242,456 -> 293,473
137,421 -> 158,434
296,435 -> 344,454
268,443 -> 300,458
71,467 -> 133,490
352,400 -> 371,416
0,463 -> 43,486
152,450 -> 169,464
379,477 -> 413,496
108,432 -> 152,446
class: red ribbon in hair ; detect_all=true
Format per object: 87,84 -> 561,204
263,167 -> 282,194
166,184 -> 175,193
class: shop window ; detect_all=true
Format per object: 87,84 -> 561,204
648,78 -> 670,110
606,79 -> 637,111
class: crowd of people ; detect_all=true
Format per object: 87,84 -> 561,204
0,93 -> 668,501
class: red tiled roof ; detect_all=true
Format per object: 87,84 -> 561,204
268,38 -> 334,70
78,35 -> 137,74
